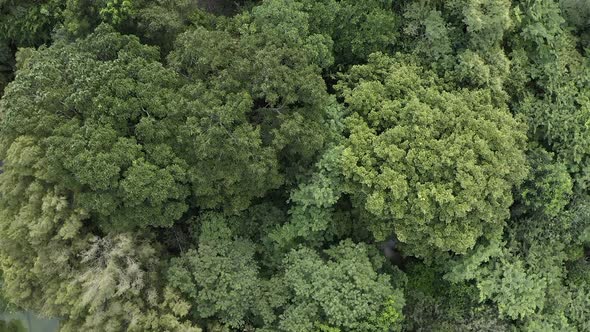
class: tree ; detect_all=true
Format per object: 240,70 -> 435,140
169,0 -> 335,188
60,234 -> 199,332
402,261 -> 512,332
334,53 -> 527,256
298,0 -> 398,66
507,0 -> 590,193
62,0 -> 216,54
2,0 -> 590,330
0,25 -> 195,229
167,212 -> 276,330
445,199 -> 590,329
400,0 -> 514,94
515,145 -> 573,218
279,240 -> 405,332
0,0 -> 65,95
0,0 -> 63,46
0,23 -> 295,228
560,0 -> 590,47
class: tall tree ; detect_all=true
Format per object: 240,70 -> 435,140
334,53 -> 528,256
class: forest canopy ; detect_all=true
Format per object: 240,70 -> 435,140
0,0 -> 590,331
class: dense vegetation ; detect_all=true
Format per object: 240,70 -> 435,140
1,0 -> 590,331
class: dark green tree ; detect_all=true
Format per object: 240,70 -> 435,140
446,199 -> 590,329
515,145 -> 573,218
298,0 -> 398,66
560,0 -> 590,47
169,0 -> 335,188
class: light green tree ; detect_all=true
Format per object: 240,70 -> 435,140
335,53 -> 528,255
279,240 -> 405,332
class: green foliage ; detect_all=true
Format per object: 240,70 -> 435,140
335,53 -> 527,255
62,0 -> 207,54
516,146 -> 573,217
446,199 -> 590,327
508,0 -> 590,192
100,0 -> 134,26
169,0 -> 335,187
402,260 -> 512,331
0,319 -> 26,332
299,0 -> 398,65
1,26 -> 190,229
1,0 -> 590,330
132,0 -> 206,54
0,0 -> 64,96
0,42 -> 13,94
400,0 -> 513,92
169,218 -> 404,331
560,0 -> 590,46
0,0 -> 64,46
315,324 -> 341,332
280,241 -> 404,332
0,272 -> 13,313
563,285 -> 590,331
168,213 -> 269,329
0,24 -> 294,228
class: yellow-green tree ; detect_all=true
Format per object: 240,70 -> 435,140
335,53 -> 528,256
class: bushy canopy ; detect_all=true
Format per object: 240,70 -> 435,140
0,0 -> 589,331
335,54 -> 527,255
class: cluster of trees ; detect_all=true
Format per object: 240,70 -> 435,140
0,0 -> 589,331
